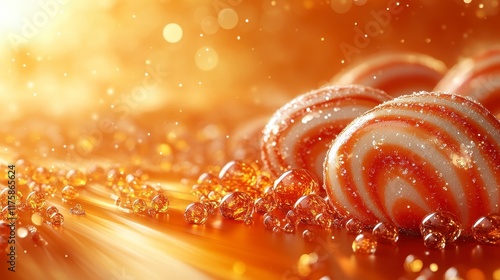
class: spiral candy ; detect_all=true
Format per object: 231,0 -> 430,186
332,52 -> 447,97
435,46 -> 500,118
261,85 -> 391,181
324,92 -> 500,234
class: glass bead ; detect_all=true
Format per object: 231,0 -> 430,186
50,212 -> 64,226
32,167 -> 51,184
42,184 -> 57,197
302,229 -> 315,242
420,211 -> 461,242
254,197 -> 275,215
46,206 -> 59,217
283,223 -> 296,233
26,191 -> 46,210
352,233 -> 377,255
293,194 -> 327,224
69,204 -> 86,216
372,222 -> 399,243
472,214 -> 500,245
66,169 -> 87,187
273,169 -> 320,210
286,210 -> 301,226
423,232 -> 446,249
146,207 -> 158,218
345,218 -> 363,234
151,194 -> 169,213
62,185 -> 79,201
244,216 -> 254,226
184,202 -> 209,224
263,215 -> 280,230
139,184 -> 156,199
219,192 -> 253,221
199,196 -> 218,215
132,199 -> 147,213
315,213 -> 334,229
272,226 -> 281,233
218,161 -> 257,192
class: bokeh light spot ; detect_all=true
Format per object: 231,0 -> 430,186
163,23 -> 183,43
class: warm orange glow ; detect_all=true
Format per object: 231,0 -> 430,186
1,1 -> 500,279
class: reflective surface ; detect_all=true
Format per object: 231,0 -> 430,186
1,1 -> 500,279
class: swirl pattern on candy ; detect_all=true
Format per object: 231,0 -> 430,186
434,46 -> 500,118
324,92 -> 500,235
261,85 -> 391,181
331,52 -> 448,97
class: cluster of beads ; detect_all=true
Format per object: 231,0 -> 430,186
186,160 -> 500,254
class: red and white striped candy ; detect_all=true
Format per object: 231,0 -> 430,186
332,52 -> 448,97
435,47 -> 500,118
261,85 -> 391,181
324,92 -> 500,235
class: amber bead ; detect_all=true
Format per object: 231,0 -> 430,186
219,192 -> 253,221
273,169 -> 320,211
184,202 -> 209,224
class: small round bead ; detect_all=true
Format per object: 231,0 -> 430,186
184,202 -> 209,224
263,215 -> 280,230
372,222 -> 399,243
32,167 -> 51,184
69,204 -> 86,216
471,214 -> 500,245
282,223 -> 296,233
139,184 -> 156,199
352,233 -> 377,255
293,194 -> 327,224
423,232 -> 446,249
219,192 -> 253,221
50,212 -> 64,227
420,211 -> 461,243
26,191 -> 46,210
345,218 -> 363,234
302,229 -> 315,242
273,169 -> 320,211
285,210 -> 301,226
218,161 -> 257,191
254,197 -> 275,215
315,213 -> 334,229
62,185 -> 79,201
151,194 -> 169,213
46,206 -> 59,217
66,169 -> 87,187
132,199 -> 147,213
